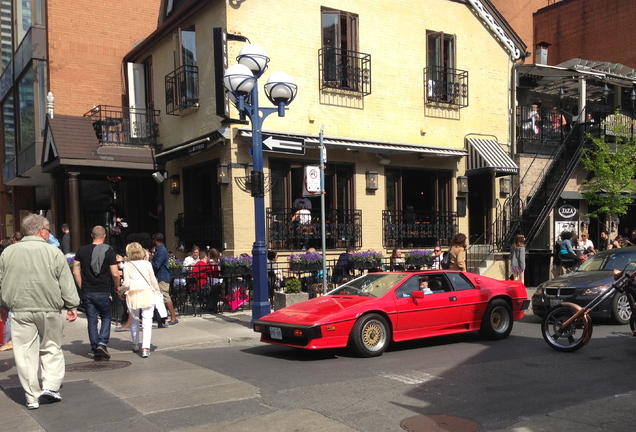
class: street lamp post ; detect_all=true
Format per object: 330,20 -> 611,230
223,44 -> 298,321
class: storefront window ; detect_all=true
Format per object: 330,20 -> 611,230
15,0 -> 32,48
18,66 -> 34,151
0,0 -> 13,73
2,93 -> 15,160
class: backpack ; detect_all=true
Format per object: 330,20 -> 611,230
440,251 -> 451,270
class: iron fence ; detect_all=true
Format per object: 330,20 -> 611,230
165,65 -> 199,115
84,105 -> 160,147
267,207 -> 362,251
382,210 -> 458,249
319,47 -> 371,96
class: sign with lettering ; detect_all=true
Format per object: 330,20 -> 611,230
557,204 -> 577,219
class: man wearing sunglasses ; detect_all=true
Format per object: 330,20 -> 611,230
431,246 -> 443,269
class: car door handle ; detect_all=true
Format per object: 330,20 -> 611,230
449,296 -> 457,301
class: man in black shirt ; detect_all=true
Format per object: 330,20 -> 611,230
72,226 -> 120,360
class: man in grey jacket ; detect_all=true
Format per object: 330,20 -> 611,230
0,214 -> 79,410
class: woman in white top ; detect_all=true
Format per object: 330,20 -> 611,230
119,242 -> 161,358
291,201 -> 312,250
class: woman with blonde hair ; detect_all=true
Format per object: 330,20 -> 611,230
119,242 -> 160,358
448,233 -> 467,271
511,234 -> 526,283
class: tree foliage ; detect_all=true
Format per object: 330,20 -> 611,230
580,116 -> 636,219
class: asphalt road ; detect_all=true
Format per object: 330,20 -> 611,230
164,315 -> 636,431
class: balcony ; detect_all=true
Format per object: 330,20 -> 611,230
424,66 -> 469,108
319,47 -> 371,96
84,105 -> 160,147
165,65 -> 199,115
516,105 -> 635,154
383,210 -> 458,249
267,208 -> 362,250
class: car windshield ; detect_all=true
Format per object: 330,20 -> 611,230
327,273 -> 410,298
578,250 -> 636,272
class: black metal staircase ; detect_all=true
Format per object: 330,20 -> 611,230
467,118 -> 591,273
517,122 -> 589,248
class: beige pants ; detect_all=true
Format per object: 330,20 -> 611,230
11,311 -> 65,404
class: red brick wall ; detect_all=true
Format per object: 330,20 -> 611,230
489,0 -> 549,62
533,0 -> 636,68
47,0 -> 162,116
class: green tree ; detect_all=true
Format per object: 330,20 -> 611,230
580,114 -> 636,219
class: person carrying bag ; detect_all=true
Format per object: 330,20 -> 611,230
118,242 -> 162,358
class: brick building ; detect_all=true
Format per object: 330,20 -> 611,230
0,0 -> 161,250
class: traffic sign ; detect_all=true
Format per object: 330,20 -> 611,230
262,134 -> 305,155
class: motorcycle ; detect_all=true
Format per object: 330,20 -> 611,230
542,264 -> 636,352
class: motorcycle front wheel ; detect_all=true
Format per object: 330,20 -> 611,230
542,305 -> 591,352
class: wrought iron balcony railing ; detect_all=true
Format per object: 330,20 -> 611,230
84,105 -> 160,147
165,65 -> 199,115
267,207 -> 362,251
319,47 -> 371,96
382,210 -> 458,249
424,66 -> 469,108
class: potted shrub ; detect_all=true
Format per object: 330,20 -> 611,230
288,252 -> 323,272
404,250 -> 433,267
350,250 -> 384,270
273,278 -> 309,310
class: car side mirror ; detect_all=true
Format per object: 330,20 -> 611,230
411,290 -> 425,299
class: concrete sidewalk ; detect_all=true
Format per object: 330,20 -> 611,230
1,299 -> 635,432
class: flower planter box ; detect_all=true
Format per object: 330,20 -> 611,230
405,257 -> 430,267
273,292 -> 309,310
352,261 -> 382,270
290,262 -> 323,272
169,268 -> 184,278
221,266 -> 252,277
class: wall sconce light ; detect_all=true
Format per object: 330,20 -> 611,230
170,174 -> 180,195
366,171 -> 378,191
217,164 -> 230,185
499,177 -> 511,195
603,83 -> 610,101
457,176 -> 469,193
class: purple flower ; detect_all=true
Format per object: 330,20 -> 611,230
404,250 -> 433,259
351,251 -> 383,263
288,252 -> 323,264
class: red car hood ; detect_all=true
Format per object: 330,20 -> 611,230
261,295 -> 376,326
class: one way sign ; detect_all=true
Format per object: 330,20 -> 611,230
262,134 -> 305,155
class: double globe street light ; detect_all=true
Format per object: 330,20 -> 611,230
223,44 -> 298,321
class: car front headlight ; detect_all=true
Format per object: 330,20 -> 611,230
534,287 -> 544,295
581,286 -> 610,296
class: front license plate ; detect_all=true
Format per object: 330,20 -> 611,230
550,298 -> 563,307
269,327 -> 283,340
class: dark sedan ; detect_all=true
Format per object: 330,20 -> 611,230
532,247 -> 636,324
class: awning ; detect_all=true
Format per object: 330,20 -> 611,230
240,130 -> 467,157
466,138 -> 519,176
155,130 -> 225,162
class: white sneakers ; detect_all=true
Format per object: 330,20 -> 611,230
40,389 -> 62,404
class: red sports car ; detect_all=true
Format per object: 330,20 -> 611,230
253,271 -> 529,357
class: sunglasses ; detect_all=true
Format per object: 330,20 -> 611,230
434,249 -> 442,252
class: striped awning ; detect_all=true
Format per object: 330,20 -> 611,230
241,130 -> 468,157
466,138 -> 519,176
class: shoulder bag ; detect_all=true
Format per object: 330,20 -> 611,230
440,250 -> 451,270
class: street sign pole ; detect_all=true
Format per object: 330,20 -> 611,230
319,125 -> 328,294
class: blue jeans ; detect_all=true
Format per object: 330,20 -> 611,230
81,291 -> 112,352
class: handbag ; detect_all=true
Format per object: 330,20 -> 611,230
440,251 -> 451,270
127,262 -> 162,313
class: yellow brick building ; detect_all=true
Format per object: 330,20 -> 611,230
125,0 -> 526,264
